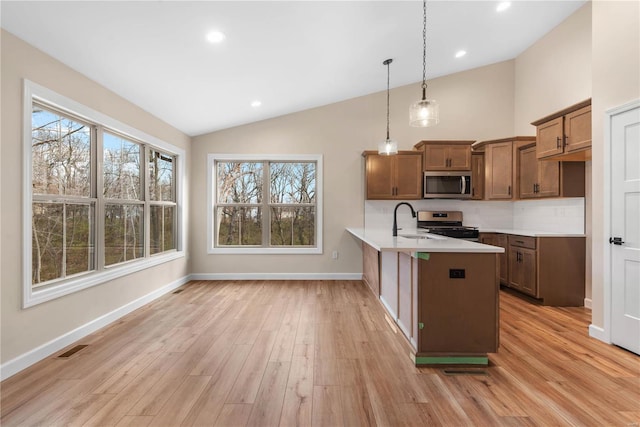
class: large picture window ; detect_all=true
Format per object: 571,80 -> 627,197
24,81 -> 184,307
208,154 -> 322,254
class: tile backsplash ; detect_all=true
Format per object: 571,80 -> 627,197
365,198 -> 585,234
512,198 -> 585,233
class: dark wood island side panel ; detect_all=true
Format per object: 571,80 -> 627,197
417,252 -> 499,357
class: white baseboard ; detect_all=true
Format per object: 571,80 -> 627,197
588,324 -> 610,343
379,295 -> 398,321
0,275 -> 190,381
584,298 -> 592,309
190,273 -> 362,281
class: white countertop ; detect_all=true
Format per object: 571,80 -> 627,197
477,228 -> 586,237
347,227 -> 504,253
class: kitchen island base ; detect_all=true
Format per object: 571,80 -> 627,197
349,226 -> 502,367
415,252 -> 499,366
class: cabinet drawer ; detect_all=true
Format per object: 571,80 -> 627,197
509,235 -> 536,249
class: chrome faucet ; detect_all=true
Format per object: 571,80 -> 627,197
392,202 -> 416,237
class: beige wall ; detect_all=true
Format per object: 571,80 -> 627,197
514,2 -> 592,135
591,0 -> 640,328
514,2 -> 593,303
190,61 -> 515,275
0,30 -> 192,364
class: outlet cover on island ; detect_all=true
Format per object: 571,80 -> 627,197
332,251 -> 339,260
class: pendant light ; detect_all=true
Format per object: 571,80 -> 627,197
378,58 -> 398,155
409,0 -> 439,127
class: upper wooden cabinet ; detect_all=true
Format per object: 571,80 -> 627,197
471,152 -> 485,200
532,99 -> 591,161
414,140 -> 474,171
474,137 -> 536,200
363,151 -> 422,200
518,143 -> 585,199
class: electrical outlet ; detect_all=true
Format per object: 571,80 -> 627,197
332,250 -> 339,260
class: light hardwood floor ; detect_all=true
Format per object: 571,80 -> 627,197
1,280 -> 639,426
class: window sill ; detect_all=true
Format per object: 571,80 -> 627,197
208,247 -> 322,255
24,251 -> 185,308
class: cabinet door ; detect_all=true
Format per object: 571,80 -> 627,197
508,246 -> 523,291
395,154 -> 423,199
366,155 -> 394,199
537,159 -> 560,198
423,145 -> 449,170
448,145 -> 471,170
509,246 -> 537,296
486,142 -> 513,200
519,146 -> 538,199
564,105 -> 591,153
471,153 -> 484,200
536,116 -> 564,159
496,234 -> 509,285
519,248 -> 537,297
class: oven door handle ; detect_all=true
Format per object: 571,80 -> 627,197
460,176 -> 466,195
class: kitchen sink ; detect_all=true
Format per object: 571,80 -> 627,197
398,233 -> 444,240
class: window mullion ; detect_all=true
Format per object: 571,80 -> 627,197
262,161 -> 270,247
95,125 -> 105,272
62,203 -> 67,279
143,146 -> 150,258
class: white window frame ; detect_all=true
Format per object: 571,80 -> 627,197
23,80 -> 186,308
207,154 -> 323,255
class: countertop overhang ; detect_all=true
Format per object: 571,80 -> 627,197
347,227 -> 504,253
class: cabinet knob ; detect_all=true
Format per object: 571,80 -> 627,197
556,136 -> 562,148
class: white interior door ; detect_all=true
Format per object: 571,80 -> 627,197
610,103 -> 640,355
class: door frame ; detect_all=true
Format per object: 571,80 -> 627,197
592,98 -> 640,343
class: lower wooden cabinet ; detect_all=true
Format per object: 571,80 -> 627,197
480,233 -> 508,284
508,236 -> 537,297
480,232 -> 585,306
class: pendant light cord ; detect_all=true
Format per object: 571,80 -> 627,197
382,58 -> 393,141
421,0 -> 427,100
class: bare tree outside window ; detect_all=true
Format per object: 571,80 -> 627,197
270,162 -> 316,246
30,102 -> 179,291
215,160 -> 316,248
149,149 -> 176,254
31,107 -> 94,285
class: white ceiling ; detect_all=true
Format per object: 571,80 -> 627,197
1,1 -> 586,136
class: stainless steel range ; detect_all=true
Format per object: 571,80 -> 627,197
416,211 -> 479,241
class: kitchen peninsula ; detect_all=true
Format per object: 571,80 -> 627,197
348,227 -> 504,366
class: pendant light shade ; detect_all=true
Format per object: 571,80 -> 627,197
409,98 -> 439,127
378,138 -> 398,156
378,58 -> 398,156
410,0 -> 439,127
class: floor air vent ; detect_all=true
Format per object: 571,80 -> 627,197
57,345 -> 88,358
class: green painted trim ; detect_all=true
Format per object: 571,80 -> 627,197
414,356 -> 489,365
416,252 -> 430,261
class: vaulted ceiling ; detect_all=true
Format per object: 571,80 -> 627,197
1,1 -> 586,136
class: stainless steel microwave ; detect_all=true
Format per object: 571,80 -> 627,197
423,171 -> 472,199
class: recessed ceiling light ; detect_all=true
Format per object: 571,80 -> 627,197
455,50 -> 467,58
251,100 -> 262,108
206,31 -> 225,44
496,2 -> 511,12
